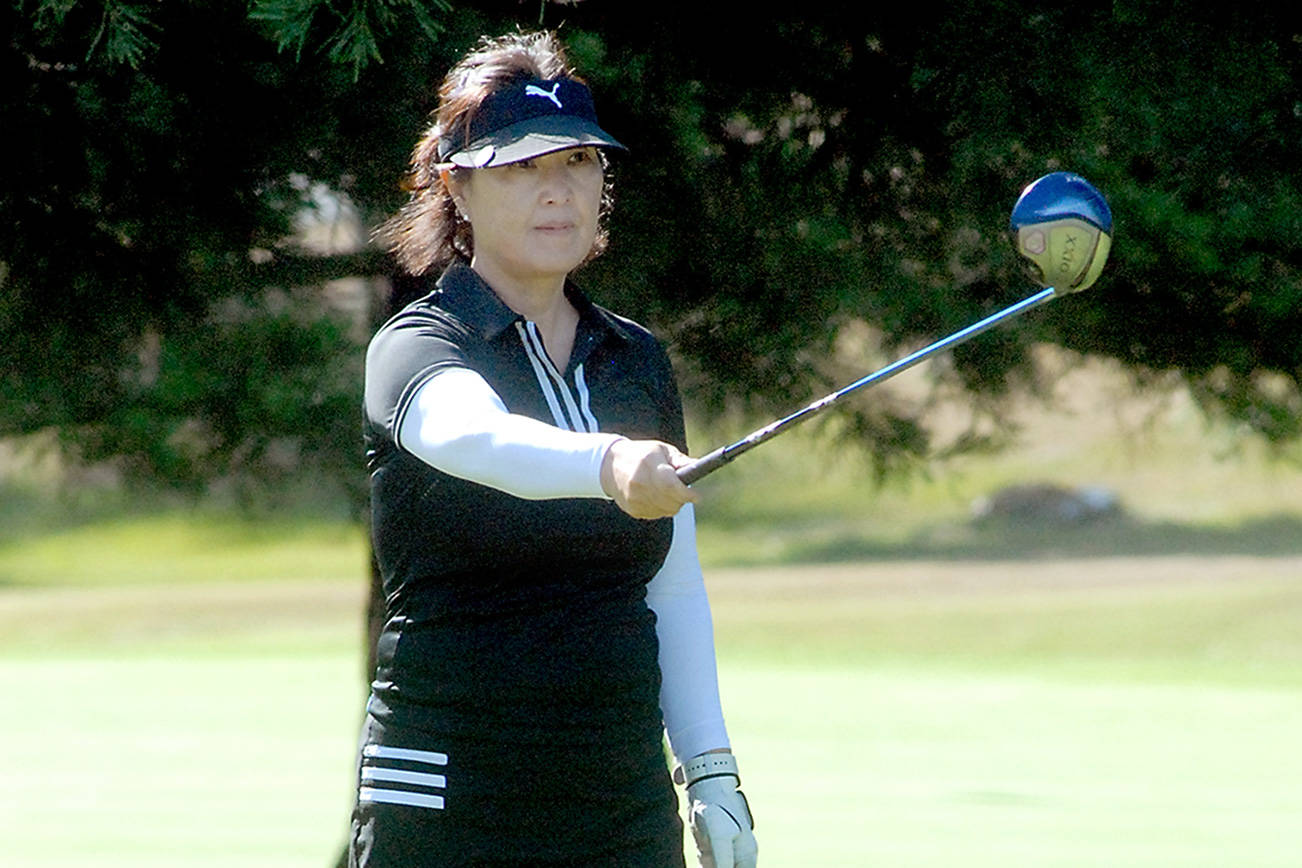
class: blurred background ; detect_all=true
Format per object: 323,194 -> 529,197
3,2 -> 1301,865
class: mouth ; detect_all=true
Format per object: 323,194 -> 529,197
533,221 -> 576,234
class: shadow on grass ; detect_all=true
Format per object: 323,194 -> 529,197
779,513 -> 1302,564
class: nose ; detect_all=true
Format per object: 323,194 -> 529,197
538,163 -> 574,204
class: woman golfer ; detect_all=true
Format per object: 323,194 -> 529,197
349,31 -> 758,868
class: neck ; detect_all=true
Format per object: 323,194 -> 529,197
470,258 -> 568,322
471,258 -> 578,369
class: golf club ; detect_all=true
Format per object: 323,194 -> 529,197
676,171 -> 1113,486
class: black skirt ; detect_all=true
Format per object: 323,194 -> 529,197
347,713 -> 686,868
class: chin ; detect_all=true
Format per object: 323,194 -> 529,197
529,245 -> 593,275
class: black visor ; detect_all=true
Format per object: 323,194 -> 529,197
436,78 -> 626,168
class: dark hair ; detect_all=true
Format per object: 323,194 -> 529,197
376,31 -> 616,276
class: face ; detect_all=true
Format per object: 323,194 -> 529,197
448,147 -> 604,287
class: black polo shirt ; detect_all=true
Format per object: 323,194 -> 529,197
362,261 -> 687,745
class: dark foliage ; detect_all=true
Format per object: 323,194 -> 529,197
5,1 -> 1302,499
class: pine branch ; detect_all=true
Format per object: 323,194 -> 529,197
248,0 -> 451,79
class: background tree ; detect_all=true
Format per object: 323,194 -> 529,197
7,1 -> 1302,495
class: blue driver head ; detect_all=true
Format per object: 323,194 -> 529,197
1010,172 -> 1113,293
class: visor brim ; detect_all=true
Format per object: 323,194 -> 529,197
444,116 -> 626,168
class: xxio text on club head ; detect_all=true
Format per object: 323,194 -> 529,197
1010,171 -> 1113,293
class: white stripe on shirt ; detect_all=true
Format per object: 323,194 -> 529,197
519,321 -> 594,433
361,767 -> 447,789
362,745 -> 448,765
358,788 -> 445,810
574,364 -> 601,433
516,321 -> 572,429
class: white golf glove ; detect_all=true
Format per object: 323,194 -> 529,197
677,752 -> 757,868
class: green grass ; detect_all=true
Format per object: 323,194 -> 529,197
706,560 -> 1302,687
8,645 -> 1300,867
725,664 -> 1302,867
0,654 -> 364,868
0,510 -> 368,589
3,545 -> 1301,865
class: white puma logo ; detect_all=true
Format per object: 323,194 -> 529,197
525,83 -> 563,109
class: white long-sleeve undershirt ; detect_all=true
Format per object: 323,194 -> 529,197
397,367 -> 730,760
646,503 -> 730,761
398,367 -> 622,499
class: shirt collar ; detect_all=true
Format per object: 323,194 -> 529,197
434,261 -> 635,345
433,262 -> 519,340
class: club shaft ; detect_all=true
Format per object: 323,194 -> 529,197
676,286 -> 1059,485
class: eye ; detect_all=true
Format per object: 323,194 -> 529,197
568,149 -> 596,165
511,158 -> 537,170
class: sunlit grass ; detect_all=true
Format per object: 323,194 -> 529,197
0,510 -> 367,588
0,653 -> 365,868
3,557 -> 1301,866
724,663 -> 1302,868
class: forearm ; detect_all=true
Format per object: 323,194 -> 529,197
646,504 -> 730,762
398,367 -> 622,499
